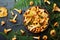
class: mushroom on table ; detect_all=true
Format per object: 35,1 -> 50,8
33,36 -> 40,40
52,3 -> 60,12
20,29 -> 25,35
44,0 -> 50,4
50,29 -> 56,37
11,11 -> 15,16
4,28 -> 12,34
42,35 -> 48,40
12,35 -> 17,40
1,21 -> 5,26
9,14 -> 17,23
14,8 -> 22,14
30,1 -> 34,6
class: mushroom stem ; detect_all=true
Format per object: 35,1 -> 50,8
46,1 -> 50,4
14,8 -> 22,14
33,36 -> 40,40
9,14 -> 17,23
4,29 -> 12,34
13,14 -> 17,20
11,11 -> 14,16
44,0 -> 50,4
20,29 -> 25,34
14,8 -> 19,12
54,22 -> 59,27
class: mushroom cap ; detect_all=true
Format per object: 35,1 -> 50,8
10,19 -> 16,23
42,35 -> 48,40
0,7 -> 8,17
30,1 -> 34,6
4,29 -> 7,34
50,29 -> 56,36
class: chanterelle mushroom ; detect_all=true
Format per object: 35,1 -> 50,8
9,14 -> 17,23
12,35 -> 16,40
50,29 -> 56,36
4,28 -> 12,34
14,8 -> 22,14
54,22 -> 59,27
30,1 -> 34,6
20,29 -> 25,35
42,35 -> 48,40
52,3 -> 60,12
23,6 -> 49,33
1,21 -> 5,26
0,7 -> 8,17
44,0 -> 50,4
33,36 -> 40,40
11,11 -> 14,16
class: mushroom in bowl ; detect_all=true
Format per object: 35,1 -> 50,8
23,6 -> 49,33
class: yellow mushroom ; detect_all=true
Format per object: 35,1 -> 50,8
30,1 -> 34,6
23,6 -> 49,33
50,29 -> 56,36
14,8 -> 22,14
12,35 -> 16,40
52,3 -> 60,12
44,0 -> 50,4
9,14 -> 17,23
33,36 -> 40,40
0,7 -> 8,17
20,29 -> 25,35
42,35 -> 48,40
4,28 -> 12,34
54,22 -> 59,27
11,11 -> 14,16
1,21 -> 5,26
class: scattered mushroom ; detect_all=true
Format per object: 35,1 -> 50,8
54,22 -> 59,27
33,36 -> 40,40
14,8 -> 22,14
12,35 -> 16,40
30,1 -> 34,6
50,29 -> 56,36
44,0 -> 50,4
11,11 -> 14,16
1,21 -> 5,26
4,28 -> 12,34
0,7 -> 8,17
20,29 -> 25,35
42,35 -> 48,40
9,14 -> 17,23
52,3 -> 60,12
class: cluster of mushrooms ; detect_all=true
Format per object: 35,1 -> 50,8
0,7 -> 8,17
0,0 -> 60,40
23,6 -> 49,33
